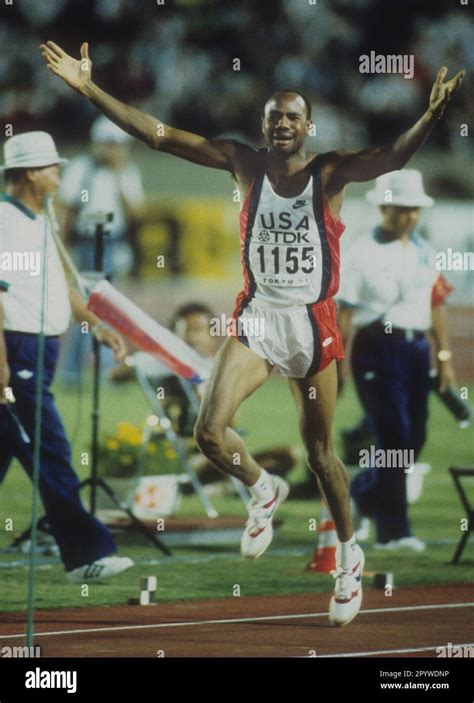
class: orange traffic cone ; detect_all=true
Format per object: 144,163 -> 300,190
306,502 -> 337,572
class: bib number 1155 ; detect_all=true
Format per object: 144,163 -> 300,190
256,245 -> 315,275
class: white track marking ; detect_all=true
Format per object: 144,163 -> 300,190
316,642 -> 474,658
0,601 -> 472,640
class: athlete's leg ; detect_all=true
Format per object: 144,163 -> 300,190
194,337 -> 272,485
289,360 -> 353,541
290,360 -> 364,626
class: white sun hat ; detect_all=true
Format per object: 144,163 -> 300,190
90,115 -> 132,144
366,169 -> 434,207
1,132 -> 68,171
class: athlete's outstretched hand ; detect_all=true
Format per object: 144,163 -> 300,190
40,41 -> 92,95
429,66 -> 465,117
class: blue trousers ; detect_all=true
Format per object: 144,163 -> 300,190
0,332 -> 116,571
349,324 -> 431,543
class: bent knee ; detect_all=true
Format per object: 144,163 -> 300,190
305,438 -> 337,475
194,420 -> 224,456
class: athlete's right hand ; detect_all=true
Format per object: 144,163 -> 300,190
40,41 -> 92,95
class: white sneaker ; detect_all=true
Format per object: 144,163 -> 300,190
67,556 -> 134,583
406,463 -> 431,504
374,537 -> 425,553
241,476 -> 289,559
329,544 -> 365,627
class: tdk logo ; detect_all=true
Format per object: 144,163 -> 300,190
256,230 -> 311,244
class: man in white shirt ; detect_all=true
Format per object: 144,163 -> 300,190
58,115 -> 145,276
0,131 -> 133,581
337,170 -> 455,551
57,116 -> 145,386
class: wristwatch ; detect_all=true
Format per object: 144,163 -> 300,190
437,349 -> 452,362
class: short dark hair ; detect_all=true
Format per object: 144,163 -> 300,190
265,89 -> 312,120
170,302 -> 215,332
4,168 -> 27,184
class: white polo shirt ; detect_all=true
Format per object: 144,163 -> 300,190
338,228 -> 439,331
0,194 -> 71,335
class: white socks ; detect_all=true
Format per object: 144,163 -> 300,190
249,468 -> 274,501
339,534 -> 357,571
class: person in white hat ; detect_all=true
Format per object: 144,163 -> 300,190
0,131 -> 133,581
58,115 -> 144,277
57,116 -> 145,385
337,169 -> 456,551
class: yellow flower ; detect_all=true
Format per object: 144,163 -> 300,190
165,448 -> 178,460
147,444 -> 158,454
116,422 -> 141,441
105,438 -> 120,450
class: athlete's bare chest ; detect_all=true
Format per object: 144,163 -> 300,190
235,153 -> 319,206
265,168 -> 313,198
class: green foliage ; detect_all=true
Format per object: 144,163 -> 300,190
0,376 -> 472,612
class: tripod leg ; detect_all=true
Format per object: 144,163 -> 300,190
10,515 -> 50,549
229,475 -> 250,506
96,478 -> 171,556
451,530 -> 469,564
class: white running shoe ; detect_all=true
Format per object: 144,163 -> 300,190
241,476 -> 289,559
374,536 -> 425,553
329,544 -> 365,627
67,556 -> 134,583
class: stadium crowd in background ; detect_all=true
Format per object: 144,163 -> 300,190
1,0 -> 472,190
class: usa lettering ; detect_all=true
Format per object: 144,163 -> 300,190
259,212 -> 309,231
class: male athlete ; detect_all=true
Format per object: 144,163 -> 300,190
40,40 -> 464,626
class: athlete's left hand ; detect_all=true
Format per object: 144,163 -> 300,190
429,67 -> 465,117
93,324 -> 128,362
438,360 -> 456,392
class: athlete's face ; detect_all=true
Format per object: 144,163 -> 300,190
380,206 -> 420,236
262,94 -> 312,158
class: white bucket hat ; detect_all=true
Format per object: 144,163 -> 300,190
366,169 -> 434,208
1,131 -> 68,171
90,116 -> 132,144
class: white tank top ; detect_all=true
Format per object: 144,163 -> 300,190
235,155 -> 345,315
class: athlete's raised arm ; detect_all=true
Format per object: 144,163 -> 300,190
40,41 -> 248,172
326,66 -> 465,193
